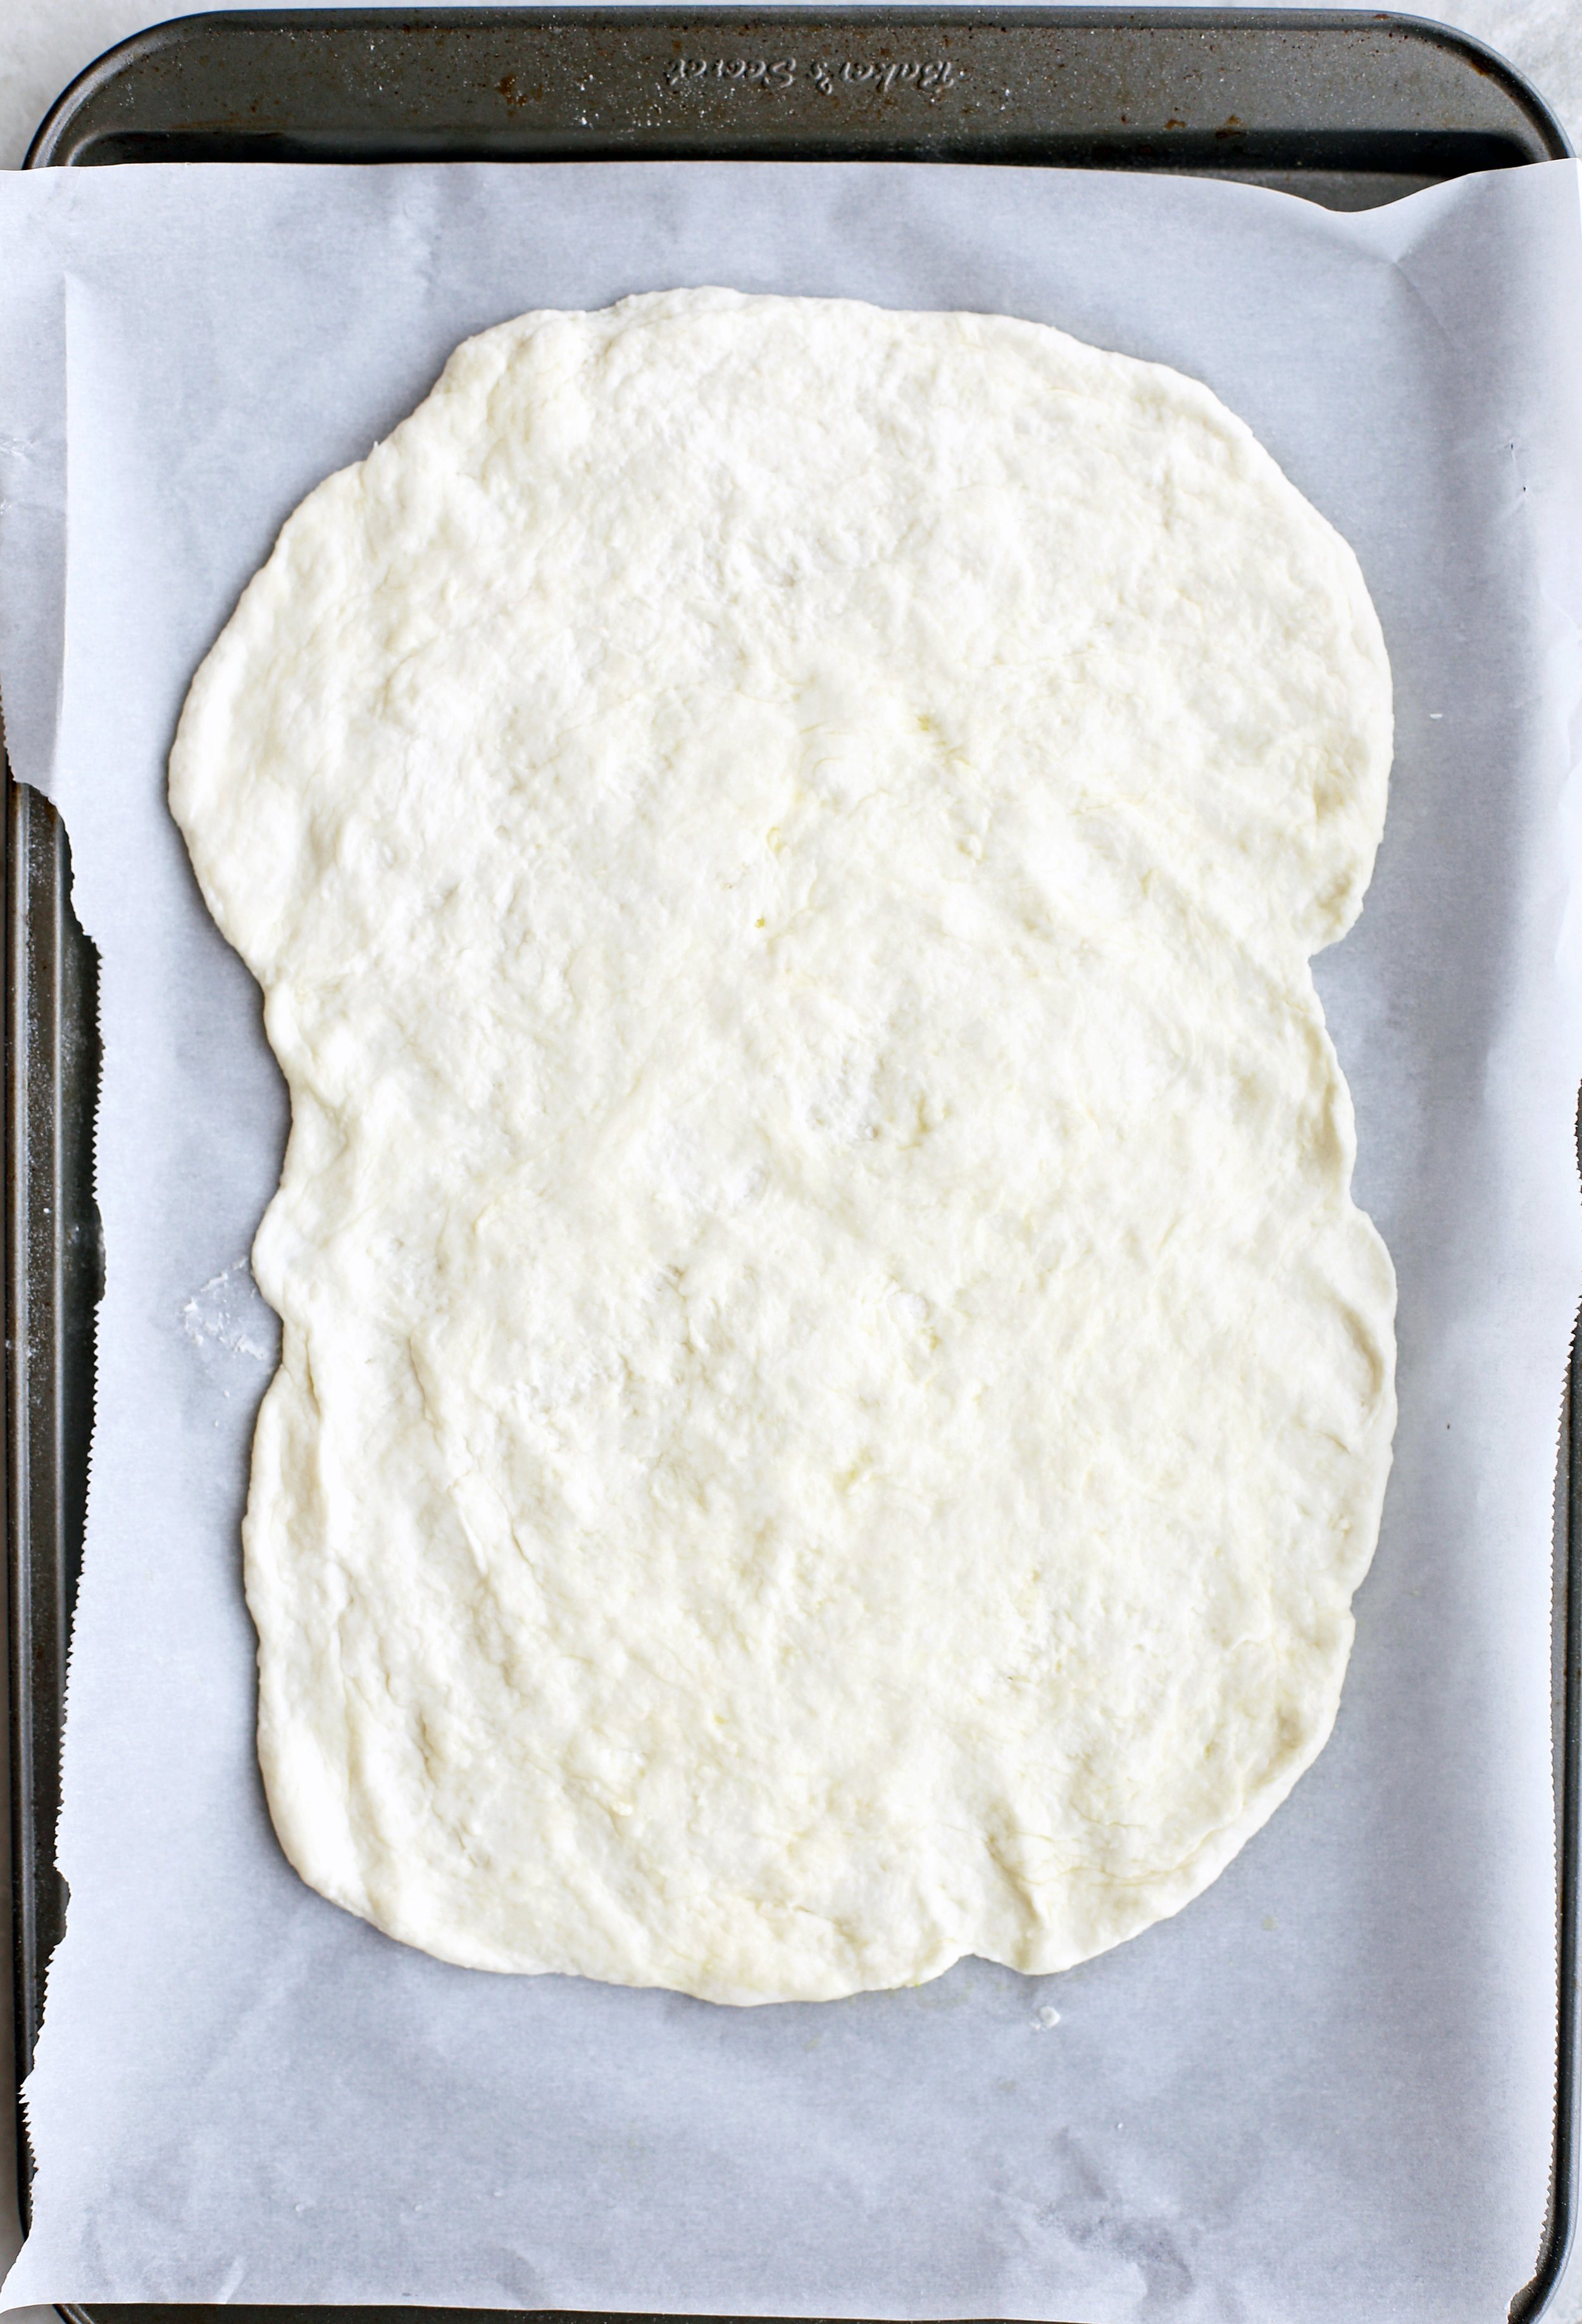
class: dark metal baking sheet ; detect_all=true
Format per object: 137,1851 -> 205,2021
6,785 -> 101,2249
7,11 -> 1576,2323
23,6 -> 1572,207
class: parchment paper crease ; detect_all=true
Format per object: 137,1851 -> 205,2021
0,156 -> 1578,2324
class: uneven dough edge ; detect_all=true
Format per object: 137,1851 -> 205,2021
171,288 -> 1397,2006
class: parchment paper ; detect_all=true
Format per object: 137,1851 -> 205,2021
0,154 -> 1578,2324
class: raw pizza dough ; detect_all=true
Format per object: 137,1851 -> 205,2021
170,289 -> 1396,2006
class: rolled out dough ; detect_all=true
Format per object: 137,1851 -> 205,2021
170,289 -> 1396,2005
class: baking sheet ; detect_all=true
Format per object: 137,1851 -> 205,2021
0,154 -> 1578,2324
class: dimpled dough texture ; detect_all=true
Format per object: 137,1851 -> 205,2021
170,289 -> 1396,2006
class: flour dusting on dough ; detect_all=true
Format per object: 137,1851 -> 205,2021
170,289 -> 1395,2004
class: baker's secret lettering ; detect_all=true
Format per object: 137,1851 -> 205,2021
662,56 -> 961,94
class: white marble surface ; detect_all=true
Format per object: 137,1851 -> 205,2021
0,0 -> 1579,2317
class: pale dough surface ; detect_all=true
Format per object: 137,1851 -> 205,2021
170,289 -> 1396,2005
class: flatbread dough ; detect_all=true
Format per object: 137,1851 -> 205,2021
170,289 -> 1395,2005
